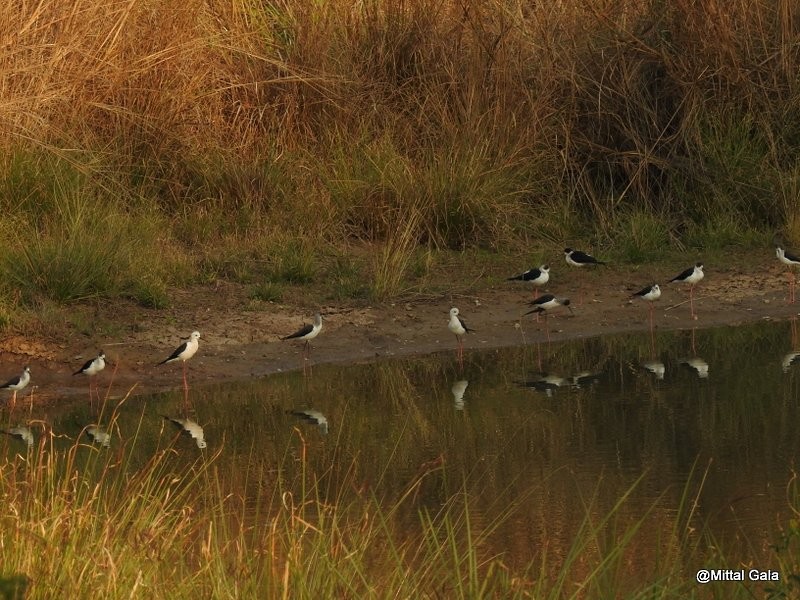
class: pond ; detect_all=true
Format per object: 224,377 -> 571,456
3,317 -> 800,596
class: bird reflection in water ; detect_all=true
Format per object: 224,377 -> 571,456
641,360 -> 666,380
86,425 -> 111,447
451,380 -> 468,410
1,425 -> 33,447
162,415 -> 207,448
290,409 -> 329,435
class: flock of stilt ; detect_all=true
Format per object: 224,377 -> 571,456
0,246 -> 798,407
447,246 -> 800,358
0,315 -> 324,408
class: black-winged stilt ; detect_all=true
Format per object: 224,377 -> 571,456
157,331 -> 200,392
776,247 -> 800,303
448,307 -> 475,362
669,263 -> 704,319
281,313 -> 322,359
0,366 -> 31,407
74,351 -> 106,402
564,248 -> 605,302
564,248 -> 605,268
631,283 -> 661,331
74,351 -> 106,377
507,264 -> 550,295
162,415 -> 207,448
524,294 -> 573,341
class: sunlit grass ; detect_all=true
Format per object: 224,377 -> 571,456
0,0 -> 798,321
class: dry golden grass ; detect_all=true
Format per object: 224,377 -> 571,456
0,0 -> 794,308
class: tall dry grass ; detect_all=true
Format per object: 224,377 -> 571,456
0,0 -> 797,308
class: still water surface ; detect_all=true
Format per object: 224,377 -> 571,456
5,318 -> 800,574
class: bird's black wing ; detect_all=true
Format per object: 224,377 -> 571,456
507,268 -> 540,282
157,341 -> 188,365
458,316 -> 475,333
669,266 -> 694,282
73,357 -> 94,376
528,294 -> 555,306
0,375 -> 21,389
631,285 -> 653,298
573,250 -> 604,265
282,323 -> 313,340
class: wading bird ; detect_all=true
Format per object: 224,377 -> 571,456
0,366 -> 31,407
669,263 -> 704,319
507,264 -> 550,296
281,313 -> 323,360
448,307 -> 475,363
157,331 -> 200,392
776,247 -> 800,303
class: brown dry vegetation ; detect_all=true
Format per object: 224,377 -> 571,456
0,0 -> 798,314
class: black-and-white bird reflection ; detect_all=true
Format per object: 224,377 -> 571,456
641,360 -> 666,380
290,409 -> 329,434
451,380 -> 468,410
86,425 -> 111,447
1,426 -> 33,447
782,351 -> 800,373
516,374 -> 567,397
680,357 -> 709,379
162,415 -> 207,448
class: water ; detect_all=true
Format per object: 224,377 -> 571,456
4,318 -> 800,575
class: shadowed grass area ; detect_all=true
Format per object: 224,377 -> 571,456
0,405 -> 796,599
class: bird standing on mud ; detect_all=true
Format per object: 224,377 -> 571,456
507,264 -> 550,297
157,331 -> 201,392
776,246 -> 800,303
564,248 -> 605,303
0,366 -> 31,407
74,351 -> 107,404
669,263 -> 704,319
448,307 -> 474,362
281,313 -> 323,359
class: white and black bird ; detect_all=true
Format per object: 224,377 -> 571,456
448,307 -> 475,361
74,351 -> 106,377
507,264 -> 550,295
564,248 -> 605,268
157,331 -> 201,391
281,313 -> 323,359
776,247 -> 800,303
630,284 -> 661,327
564,248 -> 604,302
669,263 -> 704,319
162,415 -> 207,449
524,294 -> 574,317
0,366 -> 31,406
524,295 -> 572,342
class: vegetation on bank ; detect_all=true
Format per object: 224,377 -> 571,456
0,0 -> 798,311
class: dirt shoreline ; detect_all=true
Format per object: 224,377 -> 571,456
3,256 -> 799,405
